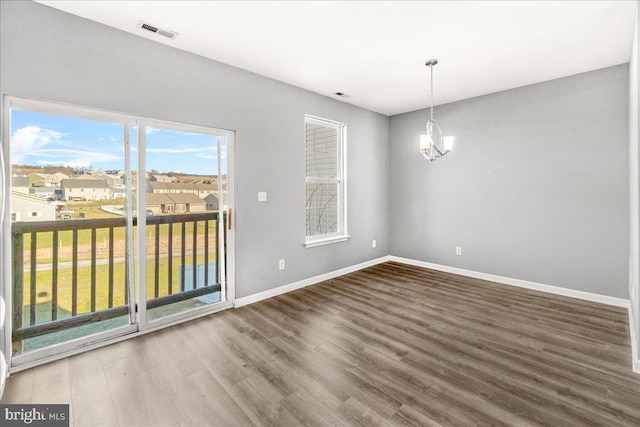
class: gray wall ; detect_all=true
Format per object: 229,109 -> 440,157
390,65 -> 630,298
0,1 -> 390,298
0,1 -> 632,305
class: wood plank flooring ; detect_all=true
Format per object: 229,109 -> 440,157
2,261 -> 639,426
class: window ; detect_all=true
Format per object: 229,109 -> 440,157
304,115 -> 348,247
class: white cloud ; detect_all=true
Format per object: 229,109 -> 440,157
11,126 -> 123,167
34,148 -> 121,168
196,152 -> 227,160
146,146 -> 217,154
11,126 -> 65,164
38,160 -> 65,166
196,154 -> 217,160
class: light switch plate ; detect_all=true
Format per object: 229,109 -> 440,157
258,192 -> 267,202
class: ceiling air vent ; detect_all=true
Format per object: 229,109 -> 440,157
137,21 -> 179,40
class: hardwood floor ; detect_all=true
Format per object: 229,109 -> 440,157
2,261 -> 639,426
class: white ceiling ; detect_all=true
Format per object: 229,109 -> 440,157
38,1 -> 636,116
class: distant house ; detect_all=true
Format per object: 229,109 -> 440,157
149,174 -> 173,183
111,188 -> 126,200
83,171 -> 124,189
11,191 -> 56,222
26,172 -> 63,187
106,174 -> 125,189
194,183 -> 218,199
169,193 -> 207,213
53,172 -> 70,183
11,176 -> 30,194
145,193 -> 206,214
81,171 -> 107,180
29,186 -> 56,199
60,179 -> 111,201
45,172 -> 69,187
27,172 -> 48,187
147,181 -> 218,199
203,194 -> 218,210
145,193 -> 175,215
147,181 -> 196,194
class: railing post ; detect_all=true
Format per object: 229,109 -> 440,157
91,227 -> 97,313
108,226 -> 114,308
192,220 -> 197,290
204,220 -> 209,287
154,223 -> 160,298
72,229 -> 78,316
168,222 -> 173,294
12,231 -> 24,353
52,229 -> 59,321
181,221 -> 186,292
215,215 -> 220,284
29,232 -> 37,326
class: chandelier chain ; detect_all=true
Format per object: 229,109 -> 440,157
429,63 -> 434,122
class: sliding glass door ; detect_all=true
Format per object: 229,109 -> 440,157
7,107 -> 137,357
136,121 -> 230,327
3,97 -> 234,367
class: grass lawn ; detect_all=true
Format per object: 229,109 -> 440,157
22,253 -> 215,317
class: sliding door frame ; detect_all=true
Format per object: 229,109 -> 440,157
136,119 -> 235,332
1,96 -> 235,372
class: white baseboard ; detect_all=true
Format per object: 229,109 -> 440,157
236,254 -> 630,308
629,307 -> 640,373
234,256 -> 391,308
388,256 -> 630,308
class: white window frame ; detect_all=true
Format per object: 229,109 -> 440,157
304,115 -> 349,248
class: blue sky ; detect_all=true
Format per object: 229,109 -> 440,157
10,109 -> 226,176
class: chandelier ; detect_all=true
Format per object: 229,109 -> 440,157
420,59 -> 454,161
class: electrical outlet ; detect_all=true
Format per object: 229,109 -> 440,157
372,240 -> 377,248
456,246 -> 462,256
279,259 -> 285,270
258,192 -> 267,202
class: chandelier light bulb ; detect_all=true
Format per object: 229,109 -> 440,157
420,134 -> 433,151
443,136 -> 454,152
